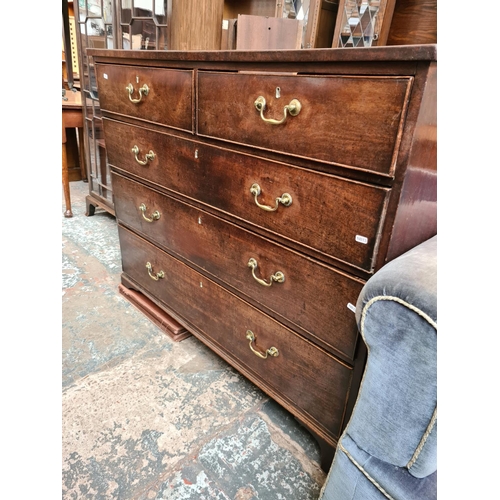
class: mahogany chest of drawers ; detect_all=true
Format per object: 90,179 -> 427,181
89,45 -> 437,470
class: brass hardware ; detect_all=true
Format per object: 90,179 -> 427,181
247,258 -> 284,287
254,95 -> 301,125
246,330 -> 279,359
139,203 -> 160,222
250,183 -> 292,212
126,83 -> 149,103
146,262 -> 165,281
131,145 -> 155,165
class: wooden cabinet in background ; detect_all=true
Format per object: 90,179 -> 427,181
171,0 -> 339,50
168,0 -> 225,50
236,15 -> 303,49
332,0 -> 436,48
385,0 -> 437,45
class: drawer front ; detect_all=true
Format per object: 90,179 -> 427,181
95,63 -> 194,132
113,172 -> 363,361
118,225 -> 354,439
197,72 -> 412,176
103,119 -> 390,272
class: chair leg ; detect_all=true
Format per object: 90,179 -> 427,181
77,127 -> 87,182
62,142 -> 73,218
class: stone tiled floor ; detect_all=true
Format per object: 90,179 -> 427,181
62,181 -> 326,499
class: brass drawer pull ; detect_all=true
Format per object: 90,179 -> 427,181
146,262 -> 165,281
126,83 -> 149,103
250,183 -> 292,212
246,330 -> 279,359
247,258 -> 285,287
254,95 -> 301,125
139,203 -> 160,222
132,145 -> 155,165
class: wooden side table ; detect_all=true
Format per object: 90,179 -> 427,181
62,90 -> 86,217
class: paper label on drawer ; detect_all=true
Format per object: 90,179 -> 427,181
355,235 -> 368,244
222,20 -> 229,30
103,73 -> 108,79
347,303 -> 356,313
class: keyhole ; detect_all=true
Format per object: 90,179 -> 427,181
276,87 -> 281,99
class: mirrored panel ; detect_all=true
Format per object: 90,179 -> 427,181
118,0 -> 169,50
335,0 -> 380,47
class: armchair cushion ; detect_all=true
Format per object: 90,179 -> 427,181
326,435 -> 437,500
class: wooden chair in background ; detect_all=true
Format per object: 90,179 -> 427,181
62,89 -> 86,218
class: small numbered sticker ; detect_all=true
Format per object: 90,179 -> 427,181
355,235 -> 368,244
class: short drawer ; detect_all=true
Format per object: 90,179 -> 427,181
197,71 -> 412,176
113,172 -> 364,361
118,225 -> 354,440
95,63 -> 194,132
103,118 -> 390,273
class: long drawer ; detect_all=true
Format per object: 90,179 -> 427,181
118,224 -> 354,440
112,172 -> 363,361
197,71 -> 413,176
104,118 -> 390,273
95,63 -> 194,132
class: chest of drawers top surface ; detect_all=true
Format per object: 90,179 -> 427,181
88,45 -> 437,65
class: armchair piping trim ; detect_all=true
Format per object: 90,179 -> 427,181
360,295 -> 437,334
338,442 -> 395,500
407,406 -> 437,471
359,295 -> 437,472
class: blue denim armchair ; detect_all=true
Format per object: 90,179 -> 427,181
320,235 -> 437,500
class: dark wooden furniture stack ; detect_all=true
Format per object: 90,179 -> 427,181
88,45 -> 437,470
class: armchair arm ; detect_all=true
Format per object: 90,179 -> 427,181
348,235 -> 437,479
